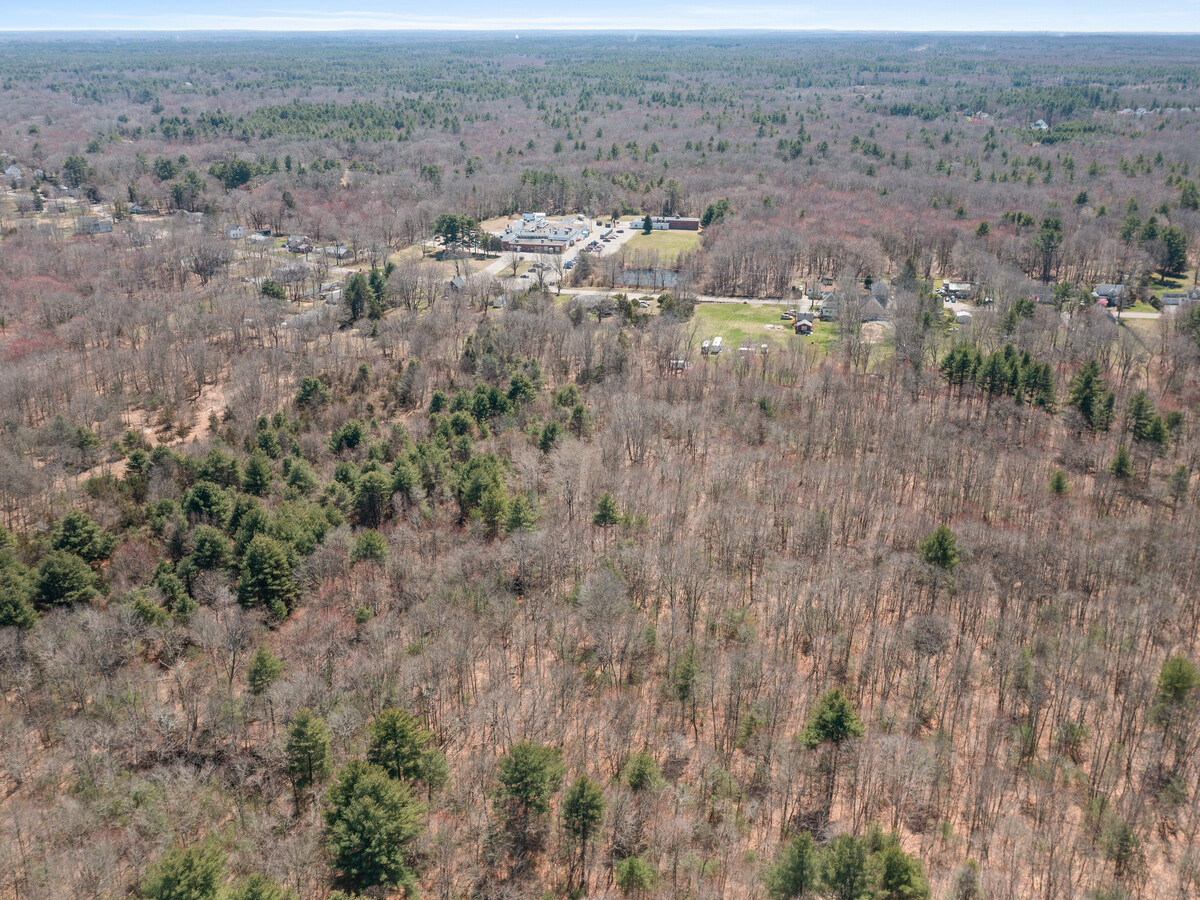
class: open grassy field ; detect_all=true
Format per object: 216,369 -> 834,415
624,228 -> 702,260
1120,317 -> 1161,340
693,301 -> 835,352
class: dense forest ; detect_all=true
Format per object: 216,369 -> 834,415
0,31 -> 1199,900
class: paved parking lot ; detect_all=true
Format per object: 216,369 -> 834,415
482,217 -> 643,288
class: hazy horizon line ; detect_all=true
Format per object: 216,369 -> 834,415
1,27 -> 1198,36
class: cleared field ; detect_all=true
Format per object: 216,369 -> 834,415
479,215 -> 513,232
386,244 -> 493,275
624,228 -> 702,260
693,302 -> 836,352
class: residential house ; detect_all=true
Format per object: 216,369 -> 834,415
1093,284 -> 1126,303
821,293 -> 888,323
224,225 -> 246,240
870,280 -> 891,306
861,298 -> 888,322
75,215 -> 113,235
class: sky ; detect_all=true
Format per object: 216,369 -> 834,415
2,0 -> 1198,33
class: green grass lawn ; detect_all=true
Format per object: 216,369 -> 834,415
625,229 -> 702,261
1150,276 -> 1186,292
1121,318 -> 1159,340
693,302 -> 833,353
1121,301 -> 1158,314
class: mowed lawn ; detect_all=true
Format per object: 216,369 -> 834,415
693,302 -> 836,352
625,228 -> 702,261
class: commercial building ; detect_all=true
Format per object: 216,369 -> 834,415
498,213 -> 589,254
649,216 -> 701,231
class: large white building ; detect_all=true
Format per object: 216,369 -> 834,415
499,213 -> 589,254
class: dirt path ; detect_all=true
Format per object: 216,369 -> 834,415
68,379 -> 229,489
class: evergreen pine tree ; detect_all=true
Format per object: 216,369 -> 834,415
765,832 -> 819,900
1110,445 -> 1134,479
247,644 -> 284,696
1068,360 -> 1115,431
324,760 -> 425,893
0,559 -> 37,628
243,450 -> 273,496
228,874 -> 297,900
238,534 -> 297,619
917,525 -> 960,571
142,842 -> 225,900
339,272 -> 372,325
35,550 -> 97,606
562,775 -> 605,891
52,510 -> 116,563
505,494 -> 537,533
367,708 -> 446,789
592,491 -> 622,528
285,709 -> 332,806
